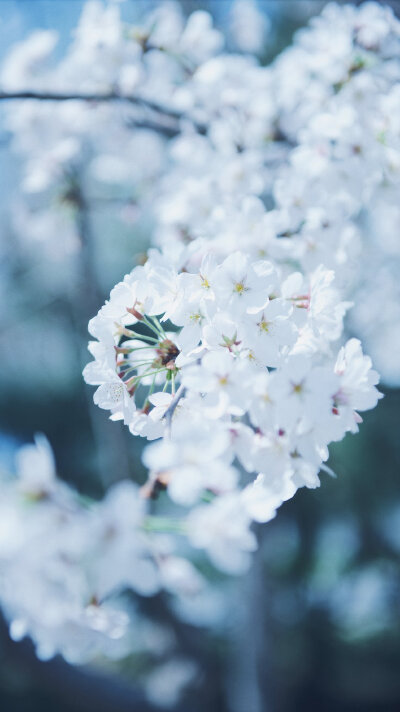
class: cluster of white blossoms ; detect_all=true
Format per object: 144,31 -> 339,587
84,245 -> 381,544
0,0 -> 396,664
151,2 -> 400,380
0,435 -> 219,665
0,435 -> 156,662
0,1 -> 224,259
3,1 -> 400,380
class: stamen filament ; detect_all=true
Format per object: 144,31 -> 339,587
122,329 -> 159,343
141,315 -> 164,338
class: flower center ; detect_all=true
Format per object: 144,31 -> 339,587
155,339 -> 180,366
234,281 -> 247,294
258,318 -> 270,333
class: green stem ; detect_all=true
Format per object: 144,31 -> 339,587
139,368 -> 167,379
123,329 -> 159,343
201,490 -> 216,503
127,345 -> 158,352
142,374 -> 157,410
142,315 -> 164,338
143,516 -> 187,535
127,367 -> 167,387
149,314 -> 167,337
120,360 -> 154,373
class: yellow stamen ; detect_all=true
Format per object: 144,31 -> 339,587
234,281 -> 246,294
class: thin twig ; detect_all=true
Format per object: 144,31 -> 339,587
124,117 -> 181,138
0,89 -> 181,117
162,384 -> 186,436
0,90 -> 207,136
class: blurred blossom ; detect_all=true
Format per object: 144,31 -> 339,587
229,0 -> 270,54
171,586 -> 230,628
379,503 -> 400,553
329,564 -> 397,639
1,30 -> 58,91
144,658 -> 198,708
308,518 -> 360,597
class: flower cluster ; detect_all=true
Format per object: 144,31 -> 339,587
150,2 -> 400,382
0,2 -> 224,258
0,435 -> 216,666
79,1 -> 386,576
3,2 -> 400,381
0,435 -> 154,662
84,246 -> 381,534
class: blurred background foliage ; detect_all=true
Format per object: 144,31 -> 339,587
1,1 -> 400,711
